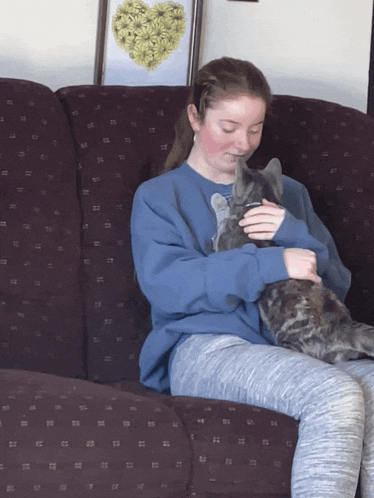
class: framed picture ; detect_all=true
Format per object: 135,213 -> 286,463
94,0 -> 203,86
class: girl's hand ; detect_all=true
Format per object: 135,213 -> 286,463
238,199 -> 286,240
283,248 -> 322,284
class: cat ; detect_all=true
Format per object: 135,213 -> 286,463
211,158 -> 374,364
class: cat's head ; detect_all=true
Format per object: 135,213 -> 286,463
232,158 -> 283,208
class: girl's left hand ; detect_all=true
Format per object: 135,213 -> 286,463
238,199 -> 286,240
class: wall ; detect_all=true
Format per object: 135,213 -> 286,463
0,0 -> 372,112
0,0 -> 99,90
200,0 -> 373,112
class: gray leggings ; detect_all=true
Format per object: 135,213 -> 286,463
169,334 -> 374,498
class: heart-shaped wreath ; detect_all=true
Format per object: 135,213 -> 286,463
112,0 -> 186,71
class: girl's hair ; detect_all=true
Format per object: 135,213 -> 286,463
163,57 -> 273,173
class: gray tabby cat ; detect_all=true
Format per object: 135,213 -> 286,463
212,158 -> 374,364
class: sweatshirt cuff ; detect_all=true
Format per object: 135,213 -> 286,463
255,246 -> 289,284
207,245 -> 289,310
273,211 -> 308,245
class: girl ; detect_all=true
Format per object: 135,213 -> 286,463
131,57 -> 374,497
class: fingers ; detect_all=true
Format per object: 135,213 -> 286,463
303,265 -> 322,284
301,251 -> 320,283
241,223 -> 279,240
308,273 -> 322,284
240,202 -> 282,220
258,199 -> 278,209
240,217 -> 281,229
283,248 -> 322,284
239,200 -> 285,240
306,256 -> 322,284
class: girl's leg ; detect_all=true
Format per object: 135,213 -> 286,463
170,334 -> 365,498
337,359 -> 374,498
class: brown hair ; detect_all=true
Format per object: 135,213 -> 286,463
163,57 -> 273,173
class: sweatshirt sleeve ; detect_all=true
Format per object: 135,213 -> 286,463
130,186 -> 289,317
274,181 -> 351,301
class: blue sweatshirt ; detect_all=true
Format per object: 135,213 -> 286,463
130,162 -> 351,393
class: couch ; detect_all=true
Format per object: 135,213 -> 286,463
1,77 -> 373,497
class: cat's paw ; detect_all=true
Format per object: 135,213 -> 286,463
211,193 -> 229,217
211,193 -> 230,252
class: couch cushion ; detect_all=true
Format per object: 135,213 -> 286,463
171,396 -> 297,498
56,85 -> 189,383
0,369 -> 191,498
0,79 -> 85,378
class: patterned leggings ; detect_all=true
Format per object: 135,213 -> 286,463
169,334 -> 374,498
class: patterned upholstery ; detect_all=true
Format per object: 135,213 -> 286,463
0,79 -> 85,378
171,397 -> 296,497
0,78 -> 371,497
0,369 -> 296,497
0,369 -> 191,497
56,85 -> 189,383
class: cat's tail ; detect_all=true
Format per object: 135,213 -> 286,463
345,320 -> 374,358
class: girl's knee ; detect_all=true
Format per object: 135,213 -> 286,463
333,369 -> 362,399
305,369 -> 365,425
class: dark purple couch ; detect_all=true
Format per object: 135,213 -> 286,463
1,78 -> 373,497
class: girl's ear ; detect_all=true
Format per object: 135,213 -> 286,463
187,104 -> 202,133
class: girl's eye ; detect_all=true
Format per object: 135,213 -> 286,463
222,128 -> 235,134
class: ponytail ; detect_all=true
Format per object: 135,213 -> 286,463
164,107 -> 194,172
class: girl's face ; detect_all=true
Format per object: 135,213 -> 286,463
187,94 -> 266,184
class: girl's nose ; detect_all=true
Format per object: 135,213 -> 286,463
235,131 -> 251,152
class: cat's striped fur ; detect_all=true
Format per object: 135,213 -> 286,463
215,158 -> 374,364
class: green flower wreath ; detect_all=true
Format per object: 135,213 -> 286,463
112,0 -> 186,71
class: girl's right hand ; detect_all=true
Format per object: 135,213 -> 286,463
283,248 -> 322,284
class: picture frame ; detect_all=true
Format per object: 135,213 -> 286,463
94,0 -> 203,86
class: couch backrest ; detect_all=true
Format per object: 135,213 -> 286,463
57,85 -> 374,385
56,85 -> 189,383
0,79 -> 85,378
2,80 -> 373,385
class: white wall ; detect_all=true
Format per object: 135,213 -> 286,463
0,0 -> 99,90
0,0 -> 372,112
200,0 -> 373,112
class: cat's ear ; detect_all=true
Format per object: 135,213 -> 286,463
263,158 -> 283,202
